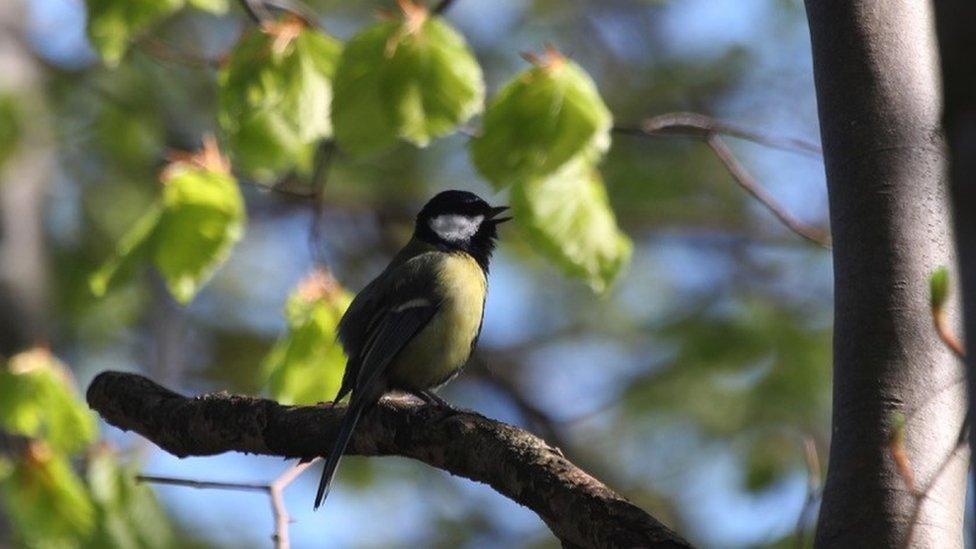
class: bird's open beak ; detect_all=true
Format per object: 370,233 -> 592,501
488,205 -> 512,224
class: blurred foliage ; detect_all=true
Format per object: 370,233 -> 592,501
92,148 -> 245,304
86,447 -> 175,549
0,349 -> 97,454
218,22 -> 342,183
0,93 -> 22,170
2,0 -> 832,546
264,270 -> 352,404
85,0 -> 227,66
0,350 -> 175,548
1,443 -> 97,548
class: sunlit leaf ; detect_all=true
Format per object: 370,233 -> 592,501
219,22 -> 342,183
153,163 -> 245,303
264,271 -> 352,404
332,9 -> 484,156
85,0 -> 184,66
0,442 -> 96,547
0,349 -> 98,454
91,143 -> 245,304
511,161 -> 631,292
87,447 -> 174,549
471,51 -> 612,188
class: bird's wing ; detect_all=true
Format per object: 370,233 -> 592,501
315,256 -> 441,509
334,241 -> 438,402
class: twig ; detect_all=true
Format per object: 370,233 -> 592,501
432,0 -> 458,15
307,140 -> 336,267
613,111 -> 822,157
137,475 -> 269,492
793,436 -> 822,549
269,459 -> 320,549
262,0 -> 322,28
932,309 -> 966,359
236,0 -> 321,28
138,458 -> 320,549
900,423 -> 968,549
613,112 -> 830,247
705,134 -> 831,249
237,0 -> 269,24
137,38 -> 221,69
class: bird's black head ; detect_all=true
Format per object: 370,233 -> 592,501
414,190 -> 510,272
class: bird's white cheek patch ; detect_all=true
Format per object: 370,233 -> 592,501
429,214 -> 483,242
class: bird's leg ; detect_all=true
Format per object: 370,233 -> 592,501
411,389 -> 461,417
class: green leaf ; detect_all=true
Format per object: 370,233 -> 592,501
87,448 -> 174,549
930,266 -> 949,310
264,274 -> 352,404
153,165 -> 246,303
1,444 -> 96,547
0,349 -> 98,454
471,57 -> 612,188
332,15 -> 484,156
85,0 -> 184,66
219,26 -> 342,183
90,159 -> 245,304
511,161 -> 631,292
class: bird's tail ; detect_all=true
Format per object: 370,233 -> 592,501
314,397 -> 367,510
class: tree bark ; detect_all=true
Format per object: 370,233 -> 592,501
805,1 -> 968,546
933,0 -> 976,542
86,371 -> 692,549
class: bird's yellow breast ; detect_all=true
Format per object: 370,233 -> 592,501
388,253 -> 486,389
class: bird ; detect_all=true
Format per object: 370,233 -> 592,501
313,189 -> 510,509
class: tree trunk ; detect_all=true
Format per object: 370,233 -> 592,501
805,1 -> 968,546
934,0 -> 976,542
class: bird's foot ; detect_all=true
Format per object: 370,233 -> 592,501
413,389 -> 462,419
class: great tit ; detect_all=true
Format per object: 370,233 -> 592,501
313,190 -> 510,509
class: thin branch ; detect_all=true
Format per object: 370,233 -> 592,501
793,436 -> 821,549
237,0 -> 268,24
86,371 -> 690,548
269,459 -> 319,549
137,38 -> 222,69
137,475 -> 269,492
262,0 -> 322,28
613,111 -> 822,157
900,423 -> 968,549
932,308 -> 966,359
432,0 -> 459,15
705,134 -> 831,248
236,0 -> 322,28
138,458 -> 320,549
308,140 -> 337,267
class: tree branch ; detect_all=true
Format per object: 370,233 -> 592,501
612,111 -> 822,156
86,371 -> 691,549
